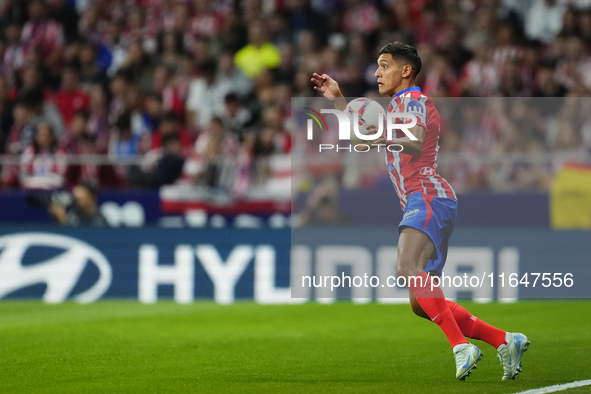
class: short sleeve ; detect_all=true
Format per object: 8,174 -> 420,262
401,95 -> 427,129
389,95 -> 428,131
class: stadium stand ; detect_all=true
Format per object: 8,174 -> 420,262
0,0 -> 590,200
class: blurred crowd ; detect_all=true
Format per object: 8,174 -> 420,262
1,0 -> 591,195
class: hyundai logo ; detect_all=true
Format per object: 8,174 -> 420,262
0,233 -> 112,303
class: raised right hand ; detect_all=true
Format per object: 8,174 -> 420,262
310,73 -> 347,110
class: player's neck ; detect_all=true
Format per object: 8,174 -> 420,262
392,80 -> 416,97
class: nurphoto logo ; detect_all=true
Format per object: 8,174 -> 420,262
304,98 -> 419,153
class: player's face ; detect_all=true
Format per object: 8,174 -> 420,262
375,54 -> 407,97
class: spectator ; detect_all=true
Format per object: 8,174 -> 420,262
295,29 -> 322,72
0,0 -> 27,28
218,10 -> 248,53
186,61 -> 230,130
555,35 -> 591,91
157,31 -> 184,72
121,7 -> 156,54
19,122 -> 66,190
118,40 -> 154,94
253,128 -> 279,158
47,0 -> 80,42
61,109 -> 88,154
108,72 -> 128,123
262,106 -> 291,153
318,46 -> 346,83
144,93 -> 164,133
234,22 -> 281,78
109,112 -> 140,159
422,55 -> 462,97
5,100 -> 36,155
142,133 -> 186,188
293,68 -> 315,97
20,0 -> 64,70
284,0 -> 327,40
254,68 -> 278,108
150,111 -> 193,154
533,63 -> 568,97
231,131 -> 255,197
16,65 -> 44,96
2,22 -> 25,84
459,37 -> 499,96
103,20 -> 128,77
1,0 -> 591,197
342,0 -> 379,35
53,66 -> 89,125
19,86 -> 64,138
440,23 -> 473,75
220,93 -> 253,142
66,133 -> 125,189
0,79 -> 14,153
194,116 -> 238,159
267,12 -> 292,46
78,41 -> 109,91
524,0 -> 566,44
276,43 -> 297,84
124,85 -> 152,141
151,65 -> 185,118
341,60 -> 372,98
579,9 -> 591,42
173,55 -> 194,102
491,22 -> 523,66
48,182 -> 107,226
216,51 -> 253,99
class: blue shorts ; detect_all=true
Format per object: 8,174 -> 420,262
398,192 -> 458,275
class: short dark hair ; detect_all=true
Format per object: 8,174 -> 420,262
199,60 -> 217,78
115,112 -> 131,130
161,111 -> 179,124
224,93 -> 239,104
20,86 -> 44,108
379,41 -> 422,78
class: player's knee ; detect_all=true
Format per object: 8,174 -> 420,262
410,303 -> 430,319
396,264 -> 422,282
409,298 -> 430,319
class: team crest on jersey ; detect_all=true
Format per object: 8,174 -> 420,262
406,99 -> 426,124
388,163 -> 394,172
420,166 -> 434,176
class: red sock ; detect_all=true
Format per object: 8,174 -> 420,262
408,272 -> 468,349
447,300 -> 507,348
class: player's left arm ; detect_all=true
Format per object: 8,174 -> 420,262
363,124 -> 425,156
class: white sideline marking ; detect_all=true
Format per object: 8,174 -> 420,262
511,379 -> 591,394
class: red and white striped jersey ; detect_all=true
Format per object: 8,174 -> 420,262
386,86 -> 457,210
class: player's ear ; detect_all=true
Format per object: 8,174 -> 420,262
402,65 -> 412,78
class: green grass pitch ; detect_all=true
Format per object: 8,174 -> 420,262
1,301 -> 590,394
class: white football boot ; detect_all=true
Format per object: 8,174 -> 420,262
497,332 -> 530,381
453,343 -> 483,381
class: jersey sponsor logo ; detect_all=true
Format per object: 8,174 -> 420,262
0,233 -> 112,303
420,166 -> 435,176
406,99 -> 426,124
